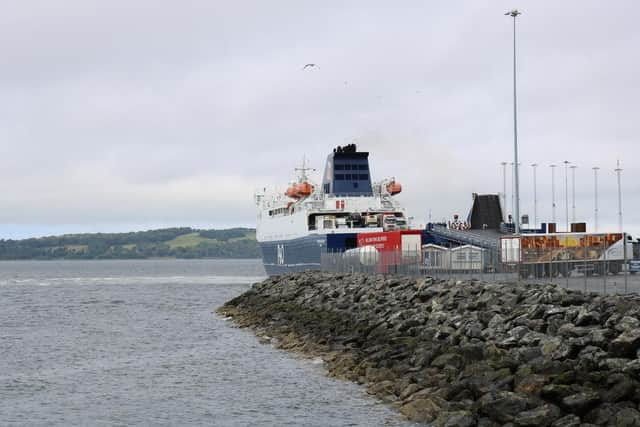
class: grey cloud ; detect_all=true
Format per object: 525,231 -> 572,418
0,1 -> 638,238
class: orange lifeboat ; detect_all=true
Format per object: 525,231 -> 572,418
386,180 -> 402,196
285,182 -> 314,199
285,186 -> 298,199
294,182 -> 313,198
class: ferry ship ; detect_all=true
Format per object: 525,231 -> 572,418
255,144 -> 411,275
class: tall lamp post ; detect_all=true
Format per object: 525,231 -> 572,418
563,160 -> 570,231
570,165 -> 577,223
510,162 -> 515,221
501,162 -> 508,221
550,164 -> 557,223
510,162 -> 520,224
615,160 -> 623,232
532,163 -> 538,228
592,166 -> 599,232
506,9 -> 522,233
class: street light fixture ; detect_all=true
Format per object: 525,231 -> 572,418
506,9 -> 522,233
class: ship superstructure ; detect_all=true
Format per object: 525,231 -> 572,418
255,144 -> 408,275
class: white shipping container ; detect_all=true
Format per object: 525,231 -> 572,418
401,234 -> 421,254
450,245 -> 484,270
422,244 -> 450,269
501,237 -> 521,263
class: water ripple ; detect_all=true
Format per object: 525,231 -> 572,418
0,260 -> 416,426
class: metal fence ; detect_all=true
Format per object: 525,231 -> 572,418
321,242 -> 514,282
320,241 -> 638,295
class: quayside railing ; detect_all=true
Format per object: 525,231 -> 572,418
321,241 -> 636,295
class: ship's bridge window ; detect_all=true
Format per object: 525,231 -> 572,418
334,164 -> 344,170
358,164 -> 368,170
359,174 -> 368,180
335,174 -> 344,180
343,164 -> 351,170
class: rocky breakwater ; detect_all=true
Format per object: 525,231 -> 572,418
218,272 -> 640,426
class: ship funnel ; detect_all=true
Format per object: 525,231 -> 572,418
321,144 -> 373,196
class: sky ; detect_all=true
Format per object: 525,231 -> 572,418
1,1 -> 638,239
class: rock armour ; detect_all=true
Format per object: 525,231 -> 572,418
218,272 -> 640,426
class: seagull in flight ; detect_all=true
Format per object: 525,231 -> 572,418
302,63 -> 319,70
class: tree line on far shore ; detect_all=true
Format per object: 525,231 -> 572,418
0,227 -> 260,260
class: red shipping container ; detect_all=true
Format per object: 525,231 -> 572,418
357,231 -> 401,251
357,230 -> 422,252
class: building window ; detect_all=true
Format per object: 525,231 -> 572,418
335,174 -> 344,180
334,164 -> 344,170
358,164 -> 368,170
344,164 -> 351,170
344,174 -> 351,180
359,174 -> 368,180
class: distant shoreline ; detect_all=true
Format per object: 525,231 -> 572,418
0,257 -> 262,261
0,227 -> 260,260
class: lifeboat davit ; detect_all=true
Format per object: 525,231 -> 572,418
386,180 -> 402,196
285,182 -> 314,199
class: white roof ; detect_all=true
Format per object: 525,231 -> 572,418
450,244 -> 483,252
421,243 -> 448,250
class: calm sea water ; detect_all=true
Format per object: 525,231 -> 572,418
0,259 -> 414,426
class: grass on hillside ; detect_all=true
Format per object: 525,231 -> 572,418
166,233 -> 214,249
63,245 -> 89,252
165,231 -> 256,249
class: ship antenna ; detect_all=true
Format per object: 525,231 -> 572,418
294,155 -> 315,182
